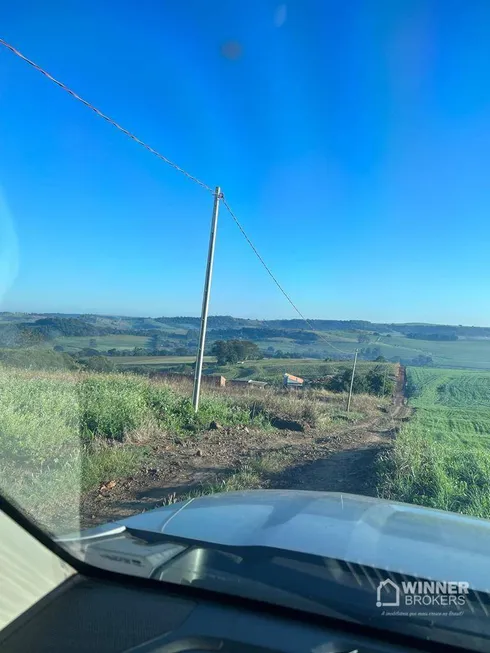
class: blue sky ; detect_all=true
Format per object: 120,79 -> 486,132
1,0 -> 490,324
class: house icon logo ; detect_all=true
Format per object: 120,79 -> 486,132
376,579 -> 400,607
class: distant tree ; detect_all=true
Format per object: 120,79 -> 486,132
366,366 -> 395,396
89,338 -> 97,348
175,347 -> 188,356
366,367 -> 385,395
53,344 -> 64,352
151,333 -> 163,351
328,369 -> 368,393
186,329 -> 199,341
212,340 -> 231,365
83,356 -> 116,372
211,340 -> 260,365
79,347 -> 100,357
107,348 -> 118,356
357,333 -> 370,344
374,355 -> 386,362
412,354 -> 433,367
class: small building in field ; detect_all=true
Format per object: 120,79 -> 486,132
230,379 -> 268,389
283,373 -> 304,388
156,372 -> 226,388
202,375 -> 227,388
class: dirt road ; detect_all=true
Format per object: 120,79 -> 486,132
81,367 -> 410,527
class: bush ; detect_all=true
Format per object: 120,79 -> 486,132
0,348 -> 79,371
79,376 -> 151,440
82,356 -> 116,372
0,369 -> 80,464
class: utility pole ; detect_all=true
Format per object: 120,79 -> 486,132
347,349 -> 358,414
192,186 -> 221,412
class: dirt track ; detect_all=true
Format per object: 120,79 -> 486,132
81,367 -> 410,527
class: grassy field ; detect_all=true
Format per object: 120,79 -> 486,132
376,335 -> 490,369
301,332 -> 490,369
38,327 -> 490,371
378,367 -> 490,518
111,356 -> 396,383
52,334 -> 151,352
0,365 -> 383,533
210,358 -> 395,383
113,355 -> 214,368
261,330 -> 490,370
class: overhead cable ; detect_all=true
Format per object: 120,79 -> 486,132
221,195 -> 354,356
0,38 -> 213,193
1,36 -> 356,358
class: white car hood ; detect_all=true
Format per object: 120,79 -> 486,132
75,490 -> 490,591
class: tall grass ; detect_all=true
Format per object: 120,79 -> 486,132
0,365 -> 384,532
378,367 -> 490,518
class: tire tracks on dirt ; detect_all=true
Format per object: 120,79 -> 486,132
81,368 -> 412,527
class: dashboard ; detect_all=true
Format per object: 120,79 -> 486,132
0,572 -> 460,653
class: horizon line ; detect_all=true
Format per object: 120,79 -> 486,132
0,310 -> 488,330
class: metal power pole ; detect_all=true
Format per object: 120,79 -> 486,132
192,186 -> 221,412
346,349 -> 358,414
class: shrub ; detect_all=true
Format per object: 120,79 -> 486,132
79,376 -> 151,440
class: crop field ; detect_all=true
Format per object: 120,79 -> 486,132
263,331 -> 490,370
113,355 -> 214,368
313,332 -> 490,369
378,367 -> 490,518
110,356 -> 396,382
376,335 -> 490,369
211,358 -> 395,383
22,315 -> 490,370
52,335 -> 151,351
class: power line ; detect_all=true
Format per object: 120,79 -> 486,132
221,195 -> 354,356
0,37 -> 213,193
0,37 -> 354,358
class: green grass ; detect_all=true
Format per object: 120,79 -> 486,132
0,364 -> 385,533
113,355 -> 214,367
35,327 -> 490,371
375,335 -> 490,369
52,334 -> 151,352
268,330 -> 490,370
378,367 -> 490,518
0,368 -> 267,532
213,358 -> 395,383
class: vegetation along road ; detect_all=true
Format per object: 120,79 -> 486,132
81,366 -> 407,528
0,359 -> 403,532
378,366 -> 490,518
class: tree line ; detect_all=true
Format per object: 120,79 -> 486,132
211,340 -> 262,365
312,365 -> 395,397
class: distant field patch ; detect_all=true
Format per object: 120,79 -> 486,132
113,355 -> 214,367
53,335 -> 151,351
378,335 -> 490,369
213,358 -> 394,383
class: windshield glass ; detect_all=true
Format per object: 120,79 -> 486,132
1,0 -> 490,648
